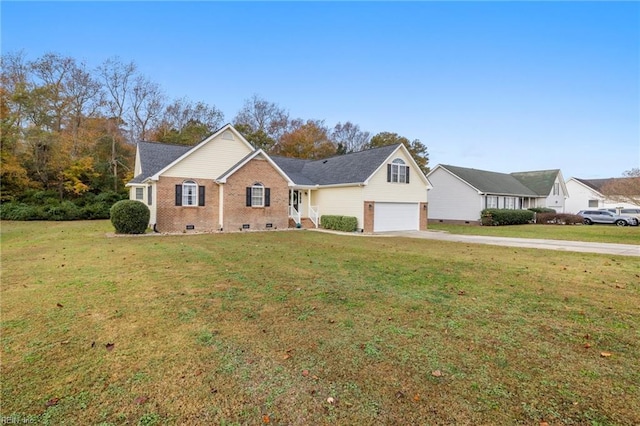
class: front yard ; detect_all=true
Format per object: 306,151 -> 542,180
1,220 -> 639,425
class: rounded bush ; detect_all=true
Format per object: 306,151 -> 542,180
110,200 -> 150,234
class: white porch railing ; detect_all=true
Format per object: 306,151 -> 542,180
289,206 -> 301,225
309,205 -> 319,228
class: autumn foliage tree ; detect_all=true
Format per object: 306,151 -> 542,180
1,51 -> 430,217
274,120 -> 337,160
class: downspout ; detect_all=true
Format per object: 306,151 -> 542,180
218,184 -> 224,231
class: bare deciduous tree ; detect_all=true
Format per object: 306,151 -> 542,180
129,75 -> 165,142
601,168 -> 640,206
331,121 -> 370,154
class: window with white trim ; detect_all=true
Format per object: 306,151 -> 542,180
487,196 -> 498,209
245,183 -> 270,207
135,187 -> 144,200
505,197 -> 516,209
388,158 -> 409,183
588,199 -> 598,208
553,182 -> 560,195
251,183 -> 264,207
182,180 -> 198,206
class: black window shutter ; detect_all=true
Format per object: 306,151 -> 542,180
198,186 -> 205,206
246,187 -> 252,206
406,166 -> 410,184
175,185 -> 182,206
265,188 -> 271,207
387,164 -> 391,182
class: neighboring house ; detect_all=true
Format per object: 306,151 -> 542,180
565,177 -> 640,213
127,124 -> 431,233
426,164 -> 567,224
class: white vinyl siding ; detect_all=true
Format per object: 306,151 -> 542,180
363,149 -> 427,203
163,132 -> 253,179
427,167 -> 482,222
314,186 -> 364,228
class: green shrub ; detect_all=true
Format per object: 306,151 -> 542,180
0,203 -> 45,220
535,212 -> 583,225
321,215 -> 358,232
110,200 -> 150,234
81,202 -> 111,219
481,209 -> 534,226
528,207 -> 556,213
43,201 -> 81,221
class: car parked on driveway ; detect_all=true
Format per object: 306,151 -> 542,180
578,210 -> 639,226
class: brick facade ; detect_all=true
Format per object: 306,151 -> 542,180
155,177 -> 220,233
363,201 -> 375,233
222,158 -> 289,232
154,158 -> 289,233
420,202 -> 428,230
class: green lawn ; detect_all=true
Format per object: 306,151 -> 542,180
428,223 -> 640,245
1,220 -> 639,425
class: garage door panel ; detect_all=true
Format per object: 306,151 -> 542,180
374,202 -> 419,232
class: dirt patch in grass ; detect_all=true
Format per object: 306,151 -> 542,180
2,220 -> 639,425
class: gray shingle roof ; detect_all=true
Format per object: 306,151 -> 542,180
128,141 -> 191,184
511,169 -> 560,196
272,144 -> 401,186
440,164 -> 538,196
574,178 -> 612,192
129,140 -> 405,187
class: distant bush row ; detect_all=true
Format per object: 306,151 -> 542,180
480,208 -> 582,226
321,215 -> 358,232
481,209 -> 535,226
534,212 -> 583,225
0,191 -> 126,221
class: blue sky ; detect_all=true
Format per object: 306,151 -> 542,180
2,1 -> 639,179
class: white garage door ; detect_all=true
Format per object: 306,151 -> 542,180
374,202 -> 420,232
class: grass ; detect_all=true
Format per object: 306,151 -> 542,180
428,223 -> 640,244
1,220 -> 639,425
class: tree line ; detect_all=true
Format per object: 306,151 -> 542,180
1,51 -> 429,208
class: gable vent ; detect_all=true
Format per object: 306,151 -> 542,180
222,131 -> 234,140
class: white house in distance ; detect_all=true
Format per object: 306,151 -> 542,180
427,164 -> 568,224
565,177 -> 640,213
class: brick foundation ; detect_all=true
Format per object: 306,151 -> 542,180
430,218 -> 480,226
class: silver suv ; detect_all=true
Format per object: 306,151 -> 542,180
578,210 -> 639,226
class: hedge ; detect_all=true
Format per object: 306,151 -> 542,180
534,212 -> 583,225
320,215 -> 358,232
0,190 -> 126,221
528,207 -> 556,214
110,200 -> 150,234
481,209 -> 535,226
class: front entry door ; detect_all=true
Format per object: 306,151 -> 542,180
290,190 -> 300,213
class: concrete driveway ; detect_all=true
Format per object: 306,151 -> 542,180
376,230 -> 640,257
